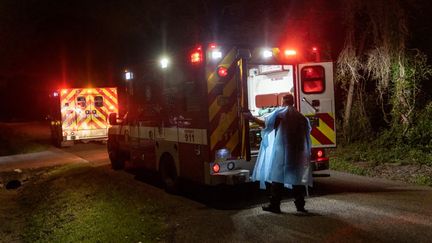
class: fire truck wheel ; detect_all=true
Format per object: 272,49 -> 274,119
159,155 -> 179,194
109,148 -> 126,170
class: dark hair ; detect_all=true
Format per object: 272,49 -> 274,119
283,93 -> 294,106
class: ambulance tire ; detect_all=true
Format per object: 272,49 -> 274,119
160,154 -> 179,194
51,126 -> 62,148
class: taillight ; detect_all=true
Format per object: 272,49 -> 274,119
212,163 -> 220,173
301,66 -> 325,94
317,150 -> 323,158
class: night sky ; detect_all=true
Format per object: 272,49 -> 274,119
0,0 -> 430,120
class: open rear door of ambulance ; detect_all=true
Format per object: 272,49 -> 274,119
298,62 -> 336,170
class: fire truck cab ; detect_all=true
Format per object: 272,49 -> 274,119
108,43 -> 335,190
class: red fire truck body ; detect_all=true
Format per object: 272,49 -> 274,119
107,44 -> 335,189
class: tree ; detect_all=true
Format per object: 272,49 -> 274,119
337,0 -> 432,141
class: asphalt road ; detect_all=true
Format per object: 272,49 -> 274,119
1,142 -> 431,242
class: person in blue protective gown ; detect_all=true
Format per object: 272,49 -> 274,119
244,93 -> 312,213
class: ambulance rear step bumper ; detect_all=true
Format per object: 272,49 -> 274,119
210,169 -> 251,185
311,158 -> 329,171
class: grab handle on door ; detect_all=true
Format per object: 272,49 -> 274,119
302,97 -> 319,112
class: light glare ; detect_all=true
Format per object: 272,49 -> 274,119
262,49 -> 272,59
211,50 -> 222,59
160,57 -> 169,69
125,71 -> 133,80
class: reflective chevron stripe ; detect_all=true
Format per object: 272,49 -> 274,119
59,87 -> 118,140
206,48 -> 241,157
309,113 -> 336,147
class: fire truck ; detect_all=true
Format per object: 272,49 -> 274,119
48,87 -> 119,147
107,43 -> 335,191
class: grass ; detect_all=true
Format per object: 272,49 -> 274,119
0,125 -> 49,156
329,142 -> 432,186
329,155 -> 371,176
2,164 -> 168,242
413,175 -> 432,186
330,141 -> 432,166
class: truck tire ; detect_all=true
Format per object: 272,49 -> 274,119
109,149 -> 126,170
159,154 -> 179,194
108,140 -> 126,170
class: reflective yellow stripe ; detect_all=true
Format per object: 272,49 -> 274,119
210,104 -> 237,150
209,75 -> 236,121
209,99 -> 219,122
311,136 -> 321,146
317,118 -> 336,144
226,130 -> 239,152
93,115 -> 106,129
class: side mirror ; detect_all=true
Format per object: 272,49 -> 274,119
108,113 -> 118,125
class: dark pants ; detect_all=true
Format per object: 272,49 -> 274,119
269,182 -> 306,209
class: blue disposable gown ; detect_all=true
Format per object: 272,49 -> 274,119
251,107 -> 312,189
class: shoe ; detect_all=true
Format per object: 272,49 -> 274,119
296,207 -> 308,213
262,205 -> 281,214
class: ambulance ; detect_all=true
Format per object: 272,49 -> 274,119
107,43 -> 335,191
48,87 -> 119,147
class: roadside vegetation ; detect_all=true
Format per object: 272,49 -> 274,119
0,164 -> 168,242
0,123 -> 49,156
331,0 -> 432,187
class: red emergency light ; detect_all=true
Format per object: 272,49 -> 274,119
217,66 -> 228,78
190,46 -> 203,64
284,49 -> 297,56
